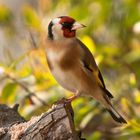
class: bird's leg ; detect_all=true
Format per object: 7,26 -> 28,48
66,91 -> 80,102
56,91 -> 80,104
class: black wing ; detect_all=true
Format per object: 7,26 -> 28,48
77,38 -> 114,99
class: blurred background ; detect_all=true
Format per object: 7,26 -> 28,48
0,0 -> 140,139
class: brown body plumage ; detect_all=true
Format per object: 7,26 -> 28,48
45,16 -> 127,124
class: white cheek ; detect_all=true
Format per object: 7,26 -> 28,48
52,24 -> 63,39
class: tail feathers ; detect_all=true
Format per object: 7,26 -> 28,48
101,86 -> 114,99
101,88 -> 126,123
107,106 -> 127,124
105,89 -> 114,99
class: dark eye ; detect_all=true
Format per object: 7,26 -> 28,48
61,22 -> 72,28
61,22 -> 65,25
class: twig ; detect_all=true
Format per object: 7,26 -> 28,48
0,75 -> 7,82
28,31 -> 38,49
5,74 -> 47,106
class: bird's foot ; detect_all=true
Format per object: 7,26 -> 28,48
66,95 -> 78,102
56,95 -> 78,105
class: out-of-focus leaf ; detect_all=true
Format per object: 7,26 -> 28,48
121,98 -> 135,115
98,46 -> 120,57
125,119 -> 140,134
27,48 -> 57,89
88,131 -> 101,140
134,89 -> 140,104
22,5 -> 41,30
1,82 -> 17,102
70,5 -> 89,20
16,64 -> 32,78
129,73 -> 136,86
0,4 -> 12,25
8,53 -> 27,70
81,35 -> 96,53
123,50 -> 140,63
80,111 -> 94,129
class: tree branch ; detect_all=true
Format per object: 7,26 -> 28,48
0,99 -> 84,140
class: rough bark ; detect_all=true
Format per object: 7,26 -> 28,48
0,99 -> 84,140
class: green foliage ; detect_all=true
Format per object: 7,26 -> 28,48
0,4 -> 12,25
88,131 -> 101,140
22,5 -> 41,30
1,82 -> 17,103
0,0 -> 140,140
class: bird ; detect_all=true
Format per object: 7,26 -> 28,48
45,16 -> 127,124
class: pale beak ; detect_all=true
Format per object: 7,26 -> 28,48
71,22 -> 86,30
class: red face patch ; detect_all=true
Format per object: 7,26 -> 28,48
59,16 -> 76,38
63,29 -> 76,38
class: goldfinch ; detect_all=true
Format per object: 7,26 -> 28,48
45,16 -> 127,124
